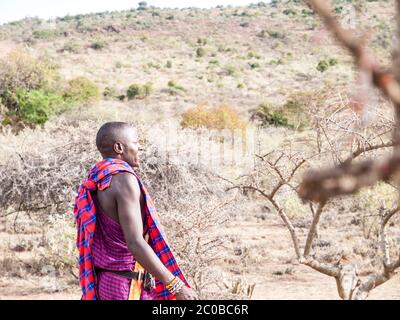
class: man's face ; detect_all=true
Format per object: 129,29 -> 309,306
121,128 -> 142,168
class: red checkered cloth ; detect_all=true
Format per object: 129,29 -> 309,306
96,272 -> 132,300
73,158 -> 189,300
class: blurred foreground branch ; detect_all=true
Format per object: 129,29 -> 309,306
299,0 -> 400,203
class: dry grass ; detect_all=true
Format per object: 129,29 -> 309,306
0,117 -> 246,299
1,1 -> 400,299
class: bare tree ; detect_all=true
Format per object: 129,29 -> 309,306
255,0 -> 400,299
225,139 -> 398,299
222,24 -> 400,297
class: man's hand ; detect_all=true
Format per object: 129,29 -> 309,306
175,286 -> 199,300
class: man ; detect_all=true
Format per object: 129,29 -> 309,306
73,122 -> 197,300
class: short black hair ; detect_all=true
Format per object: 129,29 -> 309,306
96,122 -> 132,156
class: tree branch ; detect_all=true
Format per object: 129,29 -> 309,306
299,256 -> 340,277
380,206 -> 400,269
345,141 -> 394,164
298,152 -> 400,203
303,201 -> 326,256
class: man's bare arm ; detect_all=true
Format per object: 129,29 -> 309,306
112,172 -> 175,285
112,172 -> 198,299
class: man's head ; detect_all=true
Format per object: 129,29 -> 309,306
96,122 -> 142,167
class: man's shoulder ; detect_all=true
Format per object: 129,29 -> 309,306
110,171 -> 140,193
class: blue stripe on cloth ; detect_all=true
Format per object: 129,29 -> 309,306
173,270 -> 181,277
78,252 -> 93,264
79,267 -> 94,279
82,214 -> 96,227
84,281 -> 95,293
158,246 -> 171,255
84,203 -> 93,212
157,289 -> 170,298
164,257 -> 176,268
153,235 -> 163,243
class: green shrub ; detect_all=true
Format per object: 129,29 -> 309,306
224,65 -> 239,77
0,49 -> 102,127
249,62 -> 260,69
257,30 -> 267,38
252,89 -> 322,129
266,30 -> 286,39
63,77 -> 100,103
143,82 -> 153,96
317,58 -> 338,72
283,9 -> 297,16
268,58 -> 284,65
32,29 -> 61,40
196,47 -> 207,58
15,89 -> 66,125
61,41 -> 80,54
145,62 -> 161,70
127,84 -> 143,99
0,50 -> 59,112
301,9 -> 315,17
197,38 -> 207,45
317,60 -> 329,73
167,80 -> 182,90
269,111 -> 291,127
103,86 -> 118,99
282,94 -> 313,129
127,82 -> 153,100
251,103 -> 292,128
334,6 -> 343,14
90,40 -> 108,50
167,80 -> 185,95
0,99 -> 8,125
248,51 -> 261,59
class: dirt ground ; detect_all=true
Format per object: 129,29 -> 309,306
1,214 -> 399,300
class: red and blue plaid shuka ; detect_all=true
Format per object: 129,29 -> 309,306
73,158 -> 189,300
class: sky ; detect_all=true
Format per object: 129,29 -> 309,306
0,0 -> 264,25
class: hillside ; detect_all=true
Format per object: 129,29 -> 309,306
1,0 -> 400,300
0,1 -> 396,121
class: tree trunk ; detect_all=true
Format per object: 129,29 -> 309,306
335,264 -> 367,300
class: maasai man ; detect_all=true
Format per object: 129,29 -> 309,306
73,122 -> 198,300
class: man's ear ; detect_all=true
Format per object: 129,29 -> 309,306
114,141 -> 124,154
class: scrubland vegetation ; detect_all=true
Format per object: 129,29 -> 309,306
1,0 -> 400,300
